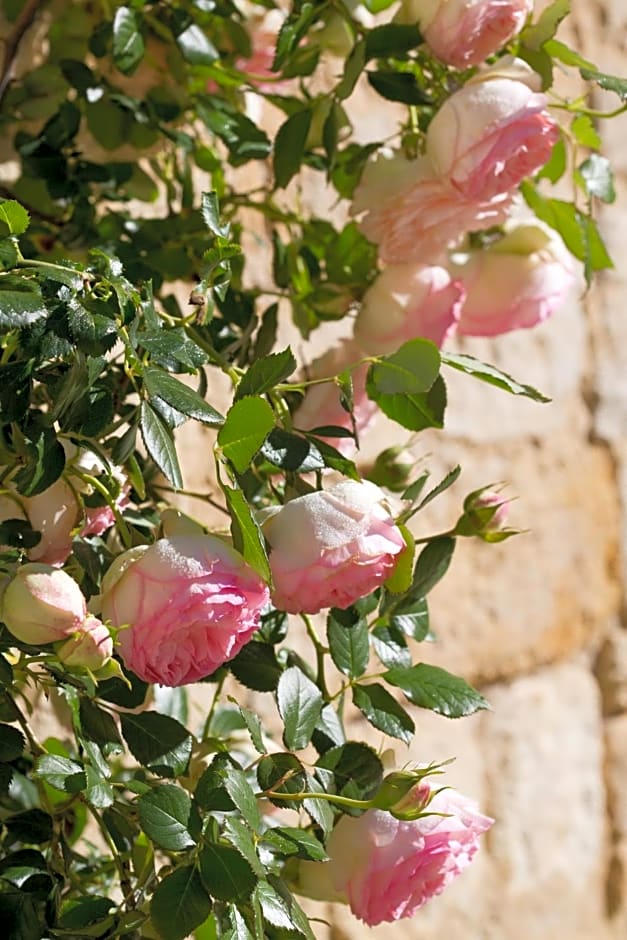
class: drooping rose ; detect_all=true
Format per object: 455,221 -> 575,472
451,220 -> 574,335
426,70 -> 559,202
57,615 -> 113,670
354,263 -> 465,354
0,564 -> 87,646
263,480 -> 405,614
399,0 -> 532,68
297,784 -> 493,924
100,535 -> 269,687
292,340 -> 377,455
352,151 -> 512,264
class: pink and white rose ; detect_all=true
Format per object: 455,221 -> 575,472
452,220 -> 574,335
352,152 -> 512,265
400,0 -> 532,68
100,535 -> 269,687
0,564 -> 87,646
426,70 -> 559,202
298,783 -> 493,925
263,480 -> 405,614
354,263 -> 465,354
292,340 -> 377,455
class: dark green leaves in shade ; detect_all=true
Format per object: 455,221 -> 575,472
199,843 -> 257,901
274,110 -> 313,188
151,866 -> 212,940
137,785 -> 195,851
120,712 -> 192,778
140,401 -> 183,489
352,683 -> 415,743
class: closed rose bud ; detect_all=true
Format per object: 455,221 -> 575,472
452,221 -> 575,336
297,783 -> 493,924
101,536 -> 269,687
366,447 -> 415,492
354,263 -> 464,354
57,615 -> 113,670
0,564 -> 87,646
0,478 -> 80,567
399,0 -> 532,69
426,68 -> 559,202
263,480 -> 405,614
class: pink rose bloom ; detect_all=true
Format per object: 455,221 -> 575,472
57,615 -> 113,670
452,221 -> 574,335
263,480 -> 405,614
0,478 -> 80,567
352,152 -> 512,265
0,564 -> 87,646
354,263 -> 465,354
426,71 -> 559,202
302,784 -> 493,925
293,340 -> 377,455
100,535 -> 269,687
402,0 -> 532,68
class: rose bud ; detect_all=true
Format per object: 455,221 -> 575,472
57,615 -> 113,670
398,0 -> 532,69
296,783 -> 493,925
0,478 -> 81,567
0,564 -> 87,646
354,263 -> 464,355
263,480 -> 405,614
100,536 -> 269,687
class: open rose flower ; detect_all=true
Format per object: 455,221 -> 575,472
297,783 -> 493,924
352,151 -> 512,264
426,67 -> 559,202
354,263 -> 465,354
0,564 -> 88,646
100,535 -> 269,687
451,220 -> 575,335
263,480 -> 405,614
399,0 -> 532,68
293,340 -> 377,455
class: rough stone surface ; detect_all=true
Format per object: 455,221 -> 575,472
596,626 -> 627,715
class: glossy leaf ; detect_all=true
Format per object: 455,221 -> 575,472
120,712 -> 192,778
277,667 -> 323,751
151,865 -> 212,940
352,683 -> 415,743
385,663 -> 490,717
137,785 -> 195,851
218,397 -> 275,472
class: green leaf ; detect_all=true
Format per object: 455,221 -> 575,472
34,755 -> 85,794
327,610 -> 369,678
274,109 -> 313,189
262,827 -> 327,862
387,595 -> 430,641
84,765 -> 115,809
137,785 -> 195,851
521,0 -> 570,50
277,667 -> 323,751
255,880 -> 314,939
272,3 -> 317,71
151,866 -> 212,940
221,484 -> 271,581
571,114 -> 601,150
410,537 -> 456,599
385,663 -> 490,717
580,67 -> 627,102
372,376 -> 447,432
5,809 -> 53,845
371,623 -> 411,669
0,200 -> 30,237
200,844 -> 257,901
0,725 -> 25,763
368,339 -> 440,396
230,641 -> 282,692
223,817 -> 265,877
218,397 -> 275,473
352,683 -> 415,743
417,466 -> 462,511
261,428 -> 325,473
236,349 -> 297,400
0,891 -> 41,940
223,768 -> 261,831
112,6 -> 145,74
367,70 -> 432,105
365,24 -> 422,59
257,753 -> 307,807
58,897 -> 114,930
336,40 -> 366,100
543,38 -> 595,70
0,237 -> 19,270
144,369 -> 223,427
441,353 -> 550,402
0,287 -> 47,328
316,742 -> 383,802
229,702 -> 266,754
177,24 -> 218,66
79,699 -> 123,757
120,712 -> 192,778
578,154 -> 616,203
200,191 -> 230,238
536,134 -> 566,184
140,401 -> 183,488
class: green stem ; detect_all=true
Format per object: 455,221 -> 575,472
70,469 -> 133,550
301,614 -> 330,701
86,803 -> 134,907
549,101 -> 627,119
262,790 -> 373,810
202,673 -> 226,740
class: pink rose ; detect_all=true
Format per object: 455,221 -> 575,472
354,263 -> 465,354
0,478 -> 80,567
301,784 -> 493,925
426,72 -> 559,202
452,221 -> 574,335
0,564 -> 87,646
57,614 -> 113,670
292,340 -> 377,455
402,0 -> 532,68
352,152 -> 512,264
263,480 -> 405,614
100,535 -> 269,687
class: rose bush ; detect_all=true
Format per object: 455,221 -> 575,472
100,535 -> 269,687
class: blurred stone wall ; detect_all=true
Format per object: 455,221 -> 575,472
176,3 -> 627,938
